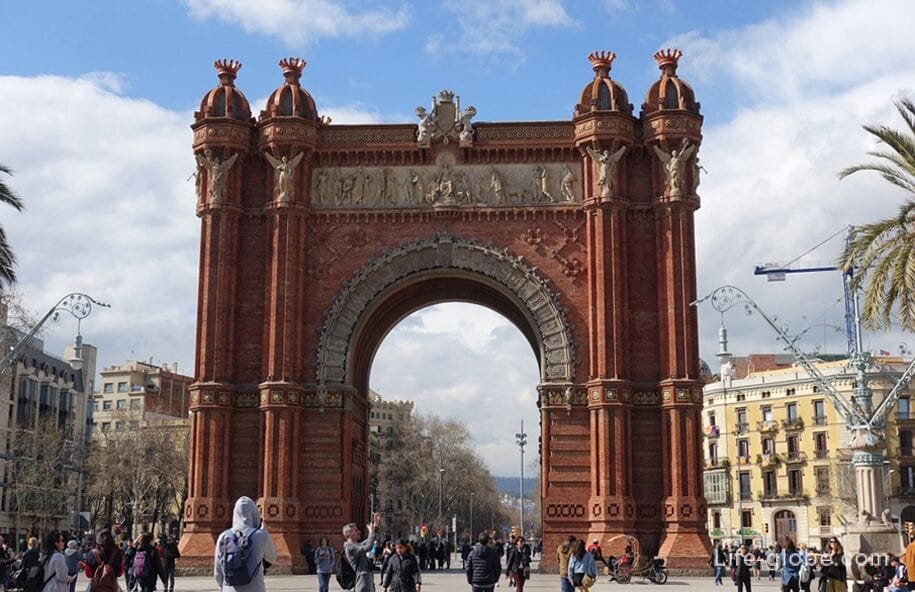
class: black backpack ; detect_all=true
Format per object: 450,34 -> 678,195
25,556 -> 54,592
336,551 -> 356,591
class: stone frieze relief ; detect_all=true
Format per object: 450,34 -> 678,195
310,159 -> 581,209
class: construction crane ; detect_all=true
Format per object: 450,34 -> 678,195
753,226 -> 859,356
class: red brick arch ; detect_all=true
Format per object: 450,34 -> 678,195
179,53 -> 711,572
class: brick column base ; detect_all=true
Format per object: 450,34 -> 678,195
657,530 -> 712,569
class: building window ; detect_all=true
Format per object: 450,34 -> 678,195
708,442 -> 718,465
129,421 -> 139,431
737,408 -> 748,433
131,384 -> 143,392
813,400 -> 826,425
741,510 -> 753,528
130,399 -> 141,410
739,472 -> 752,500
370,412 -> 375,419
708,411 -> 717,426
103,383 -> 113,393
761,406 -> 773,422
736,393 -> 746,402
101,422 -> 111,432
712,511 -> 721,529
115,421 -> 124,432
738,439 -> 749,459
815,466 -> 831,495
762,437 -> 774,455
787,435 -> 800,459
764,470 -> 777,496
815,432 -> 828,458
787,403 -> 798,421
116,400 -> 127,410
786,388 -> 796,397
818,507 -> 832,526
789,469 -> 803,495
704,471 -> 729,505
900,397 -> 911,421
761,391 -> 771,399
93,402 -> 99,412
102,401 -> 112,410
901,430 -> 913,457
117,382 -> 127,392
901,466 -> 915,490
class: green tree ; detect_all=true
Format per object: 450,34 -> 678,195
840,98 -> 915,331
0,165 -> 24,287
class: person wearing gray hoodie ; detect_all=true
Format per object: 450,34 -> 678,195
214,497 -> 278,592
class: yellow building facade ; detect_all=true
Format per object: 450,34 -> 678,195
702,355 -> 911,551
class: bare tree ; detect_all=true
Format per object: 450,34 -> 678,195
84,414 -> 189,537
376,413 -> 509,538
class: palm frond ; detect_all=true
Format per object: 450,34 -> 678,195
0,165 -> 23,212
895,98 -> 915,138
0,227 -> 17,286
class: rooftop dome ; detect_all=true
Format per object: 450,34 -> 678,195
261,57 -> 318,121
642,49 -> 699,115
197,59 -> 252,122
574,51 -> 633,117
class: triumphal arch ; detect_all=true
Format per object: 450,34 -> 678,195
180,49 -> 710,570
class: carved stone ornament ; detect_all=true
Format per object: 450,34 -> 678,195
315,235 -> 576,385
415,89 -> 476,146
653,138 -> 696,198
196,149 -> 239,205
311,154 -> 580,209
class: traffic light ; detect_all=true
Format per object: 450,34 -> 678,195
764,523 -> 769,534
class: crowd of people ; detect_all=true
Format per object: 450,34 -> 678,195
0,528 -> 179,592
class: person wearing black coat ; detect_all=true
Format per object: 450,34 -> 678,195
505,538 -> 532,592
382,540 -> 421,592
466,535 -> 501,592
133,534 -> 167,592
732,544 -> 755,592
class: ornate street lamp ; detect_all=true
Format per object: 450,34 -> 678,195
515,421 -> 527,536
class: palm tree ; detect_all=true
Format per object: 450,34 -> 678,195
839,98 -> 915,331
0,165 -> 24,288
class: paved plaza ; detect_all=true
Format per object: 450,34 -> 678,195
166,568 -> 788,592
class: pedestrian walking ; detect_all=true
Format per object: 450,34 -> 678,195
733,544 -> 753,592
40,531 -> 70,592
214,496 -> 278,592
0,535 -> 14,592
465,534 -> 500,592
123,539 -> 137,592
83,529 -> 124,592
567,540 -> 597,592
314,537 -> 336,592
557,536 -> 576,592
132,533 -> 167,592
161,537 -> 180,592
344,513 -> 382,592
780,540 -> 801,592
505,537 -> 531,592
301,541 -> 315,576
63,541 -> 82,592
17,538 -> 41,591
381,540 -> 421,592
820,538 -> 847,592
710,542 -> 727,586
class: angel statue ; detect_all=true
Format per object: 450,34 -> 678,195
196,149 -> 239,205
653,139 -> 696,198
265,152 -> 305,204
585,145 -> 626,197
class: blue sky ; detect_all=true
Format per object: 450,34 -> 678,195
1,0 -> 914,476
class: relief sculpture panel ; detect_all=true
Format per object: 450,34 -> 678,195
311,157 -> 581,209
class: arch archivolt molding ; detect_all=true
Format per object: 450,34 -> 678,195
315,234 -> 576,386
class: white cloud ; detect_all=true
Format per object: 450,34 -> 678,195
429,0 -> 575,58
183,0 -> 409,47
665,1 -> 915,362
0,73 -> 198,377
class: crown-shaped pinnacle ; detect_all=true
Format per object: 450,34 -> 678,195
587,51 -> 616,74
654,48 -> 683,71
214,59 -> 242,85
279,57 -> 306,84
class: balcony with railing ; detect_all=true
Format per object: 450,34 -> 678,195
705,458 -> 731,470
784,451 -> 808,464
736,422 -> 749,435
756,453 -> 781,468
758,489 -> 810,504
812,415 -> 827,426
757,420 -> 780,433
898,411 -> 915,424
814,449 -> 830,460
739,489 -> 753,501
737,455 -> 752,465
705,425 -> 720,438
781,417 -> 805,431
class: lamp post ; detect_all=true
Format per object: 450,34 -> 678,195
438,467 -> 445,534
1,293 -> 109,376
470,492 -> 475,542
515,421 -> 527,535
